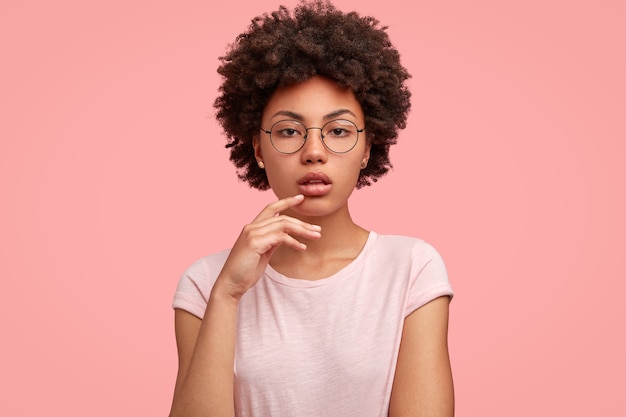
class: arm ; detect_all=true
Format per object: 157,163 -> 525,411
169,285 -> 240,417
169,195 -> 321,417
389,296 -> 454,417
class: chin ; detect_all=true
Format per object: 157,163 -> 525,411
297,197 -> 349,218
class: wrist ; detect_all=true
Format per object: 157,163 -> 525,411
211,276 -> 246,305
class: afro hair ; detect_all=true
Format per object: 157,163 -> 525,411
214,0 -> 411,189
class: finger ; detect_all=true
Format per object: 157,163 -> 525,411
268,232 -> 311,253
244,216 -> 321,254
252,194 -> 305,222
242,226 -> 310,256
249,215 -> 322,240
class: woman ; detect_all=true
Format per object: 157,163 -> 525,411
170,2 -> 454,416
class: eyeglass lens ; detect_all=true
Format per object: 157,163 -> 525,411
269,119 -> 359,153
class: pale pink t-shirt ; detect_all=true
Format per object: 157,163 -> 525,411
172,231 -> 453,417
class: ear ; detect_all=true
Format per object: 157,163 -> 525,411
361,138 -> 371,165
253,135 -> 263,161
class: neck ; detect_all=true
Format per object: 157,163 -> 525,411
271,203 -> 369,269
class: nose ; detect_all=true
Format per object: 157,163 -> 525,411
301,128 -> 327,164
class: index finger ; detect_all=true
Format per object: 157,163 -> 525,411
252,194 -> 305,222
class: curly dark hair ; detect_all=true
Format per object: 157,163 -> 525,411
214,0 -> 411,190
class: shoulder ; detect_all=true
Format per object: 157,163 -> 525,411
371,232 -> 444,266
370,232 -> 453,311
172,249 -> 231,319
182,249 -> 231,283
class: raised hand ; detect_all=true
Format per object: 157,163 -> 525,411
215,194 -> 321,299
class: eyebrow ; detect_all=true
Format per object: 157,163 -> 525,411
271,108 -> 358,121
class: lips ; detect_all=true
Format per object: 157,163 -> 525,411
297,172 -> 333,196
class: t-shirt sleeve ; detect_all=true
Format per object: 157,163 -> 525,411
172,251 -> 229,319
405,241 -> 454,317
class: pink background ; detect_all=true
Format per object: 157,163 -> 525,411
1,0 -> 624,415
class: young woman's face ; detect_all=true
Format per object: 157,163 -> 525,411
255,76 -> 370,219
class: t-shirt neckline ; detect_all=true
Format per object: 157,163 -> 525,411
263,231 -> 378,288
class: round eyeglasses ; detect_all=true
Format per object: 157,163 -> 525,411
260,119 -> 364,154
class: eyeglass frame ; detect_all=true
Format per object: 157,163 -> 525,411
259,119 -> 365,154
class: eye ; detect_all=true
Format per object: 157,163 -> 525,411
272,121 -> 305,138
277,128 -> 301,137
323,120 -> 358,138
327,127 -> 351,137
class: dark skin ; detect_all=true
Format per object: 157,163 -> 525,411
170,77 -> 453,417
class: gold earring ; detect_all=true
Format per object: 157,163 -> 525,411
258,160 -> 265,169
361,160 -> 367,169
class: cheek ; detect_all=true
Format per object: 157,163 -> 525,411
263,159 -> 293,192
335,158 -> 364,187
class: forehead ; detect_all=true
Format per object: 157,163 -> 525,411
263,76 -> 364,122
